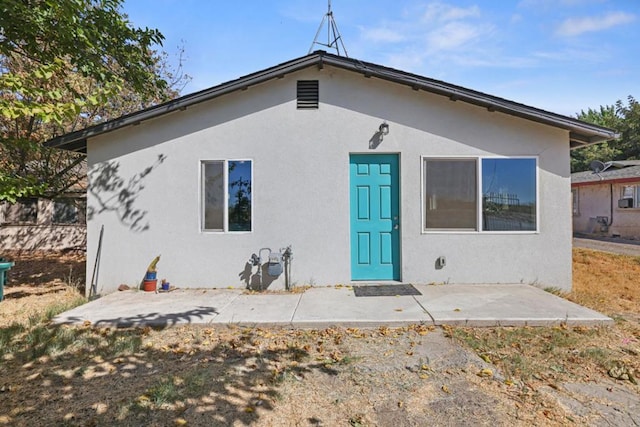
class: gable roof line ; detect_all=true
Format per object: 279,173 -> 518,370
45,51 -> 618,153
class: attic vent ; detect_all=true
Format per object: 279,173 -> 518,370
297,80 -> 319,109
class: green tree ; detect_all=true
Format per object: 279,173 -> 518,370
571,96 -> 640,172
0,0 -> 184,201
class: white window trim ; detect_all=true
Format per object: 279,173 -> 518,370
421,155 -> 539,234
200,159 -> 253,233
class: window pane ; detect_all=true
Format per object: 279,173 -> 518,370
203,162 -> 224,230
53,199 -> 79,224
424,159 -> 477,229
228,160 -> 252,231
6,198 -> 38,223
572,189 -> 579,215
482,158 -> 536,231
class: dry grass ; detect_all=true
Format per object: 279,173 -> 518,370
451,247 -> 640,424
0,251 -> 85,327
570,248 -> 640,318
0,248 -> 638,426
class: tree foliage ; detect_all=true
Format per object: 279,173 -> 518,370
0,0 -> 166,95
0,0 -> 188,202
571,96 -> 640,172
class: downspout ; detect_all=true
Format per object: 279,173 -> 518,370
608,183 -> 614,227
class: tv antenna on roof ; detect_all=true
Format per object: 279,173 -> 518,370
308,0 -> 349,57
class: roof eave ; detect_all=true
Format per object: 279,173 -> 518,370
45,50 -> 619,152
316,55 -> 619,146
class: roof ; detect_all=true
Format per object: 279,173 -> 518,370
572,161 -> 640,185
45,51 -> 619,153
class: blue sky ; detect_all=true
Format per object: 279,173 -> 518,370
123,0 -> 639,116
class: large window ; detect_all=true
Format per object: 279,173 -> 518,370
202,160 -> 252,232
423,157 -> 537,232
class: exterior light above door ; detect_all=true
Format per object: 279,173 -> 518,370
379,121 -> 390,136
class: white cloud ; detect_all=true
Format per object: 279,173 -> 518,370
533,48 -> 604,62
423,3 -> 480,22
360,27 -> 405,43
556,11 -> 635,36
451,54 -> 537,69
426,22 -> 485,51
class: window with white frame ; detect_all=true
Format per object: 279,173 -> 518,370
423,157 -> 537,232
621,185 -> 640,208
202,160 -> 252,232
572,189 -> 579,216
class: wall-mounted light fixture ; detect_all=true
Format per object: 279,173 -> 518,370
379,121 -> 389,136
370,121 -> 390,149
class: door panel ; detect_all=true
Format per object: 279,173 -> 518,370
350,154 -> 400,280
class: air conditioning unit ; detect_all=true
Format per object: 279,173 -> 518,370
618,198 -> 633,208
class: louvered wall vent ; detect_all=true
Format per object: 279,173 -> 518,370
297,80 -> 319,109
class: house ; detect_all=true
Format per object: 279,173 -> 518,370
45,51 -> 616,295
0,193 -> 86,251
572,160 -> 640,240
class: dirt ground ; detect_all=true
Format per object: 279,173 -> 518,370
0,250 -> 85,328
0,248 -> 638,426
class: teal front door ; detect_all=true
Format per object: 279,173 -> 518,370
350,154 -> 400,281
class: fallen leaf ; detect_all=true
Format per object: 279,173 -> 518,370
478,368 -> 493,378
441,385 -> 450,393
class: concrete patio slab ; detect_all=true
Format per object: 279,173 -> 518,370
212,293 -> 302,326
54,288 -> 242,327
413,284 -> 612,326
291,286 -> 432,328
52,284 -> 614,328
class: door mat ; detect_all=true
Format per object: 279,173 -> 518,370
353,284 -> 421,297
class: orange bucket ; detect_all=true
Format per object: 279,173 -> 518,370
143,279 -> 157,292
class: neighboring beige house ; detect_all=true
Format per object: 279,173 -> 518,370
572,161 -> 640,240
45,51 -> 616,294
0,194 -> 86,251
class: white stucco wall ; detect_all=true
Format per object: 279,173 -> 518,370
86,65 -> 573,294
573,182 -> 640,239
